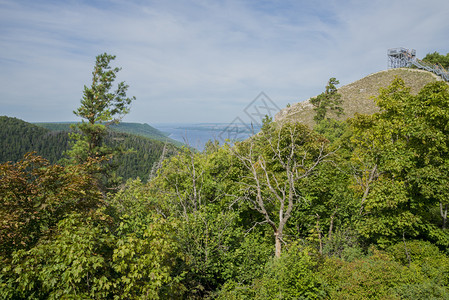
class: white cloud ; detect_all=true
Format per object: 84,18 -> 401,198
1,0 -> 448,123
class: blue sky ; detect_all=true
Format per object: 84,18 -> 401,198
1,0 -> 448,124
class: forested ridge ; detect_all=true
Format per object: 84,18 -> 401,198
35,121 -> 182,146
0,116 -> 176,182
0,116 -> 70,163
2,53 -> 449,299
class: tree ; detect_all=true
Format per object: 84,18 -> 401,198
348,78 -> 422,245
253,243 -> 324,299
66,53 -> 135,191
74,53 -> 135,156
2,178 -> 185,299
422,51 -> 449,69
153,147 -> 209,218
310,77 -> 343,123
406,81 -> 449,230
233,119 -> 333,257
149,146 -> 253,297
348,77 -> 449,246
5,212 -> 115,299
0,153 -> 102,256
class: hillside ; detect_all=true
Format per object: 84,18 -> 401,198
0,116 -> 70,163
35,121 -> 183,146
1,116 -> 177,181
275,68 -> 443,127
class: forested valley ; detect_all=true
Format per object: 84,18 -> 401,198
2,53 -> 449,299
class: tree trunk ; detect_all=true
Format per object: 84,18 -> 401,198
359,164 -> 377,215
316,214 -> 323,255
275,232 -> 282,258
440,202 -> 448,229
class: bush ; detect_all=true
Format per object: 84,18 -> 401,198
254,243 -> 324,299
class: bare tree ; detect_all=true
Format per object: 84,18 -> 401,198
232,121 -> 334,257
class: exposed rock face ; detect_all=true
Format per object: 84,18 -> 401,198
275,68 -> 442,128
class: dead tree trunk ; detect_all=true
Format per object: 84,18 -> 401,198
232,122 -> 333,257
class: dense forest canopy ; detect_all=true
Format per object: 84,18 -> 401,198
1,52 -> 449,298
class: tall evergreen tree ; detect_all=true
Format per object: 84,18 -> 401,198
66,53 -> 135,191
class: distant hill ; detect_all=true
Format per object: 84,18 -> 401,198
275,68 -> 444,127
35,121 -> 183,146
0,116 -> 70,163
1,116 -> 178,181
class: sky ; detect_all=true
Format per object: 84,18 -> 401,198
1,0 -> 448,125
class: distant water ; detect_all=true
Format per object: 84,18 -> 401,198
152,123 -> 261,151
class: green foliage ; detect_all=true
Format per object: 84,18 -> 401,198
3,212 -> 114,299
74,53 -> 135,128
313,118 -> 347,143
107,178 -> 154,219
299,157 -> 361,254
387,240 -> 449,286
227,231 -> 273,284
149,144 -> 269,297
109,179 -> 185,298
176,208 -> 244,296
348,77 -> 449,246
253,244 -> 324,299
152,144 -> 237,217
392,281 -> 449,300
113,214 -> 183,299
319,249 -> 407,299
0,153 -> 102,255
318,242 -> 449,299
422,51 -> 449,69
1,178 -> 186,299
107,132 -> 177,182
217,243 -> 324,300
33,122 -> 74,132
310,77 -> 343,122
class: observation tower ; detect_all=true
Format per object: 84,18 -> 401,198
387,47 -> 449,82
387,47 -> 416,68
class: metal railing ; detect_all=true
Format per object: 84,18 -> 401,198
410,59 -> 449,82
